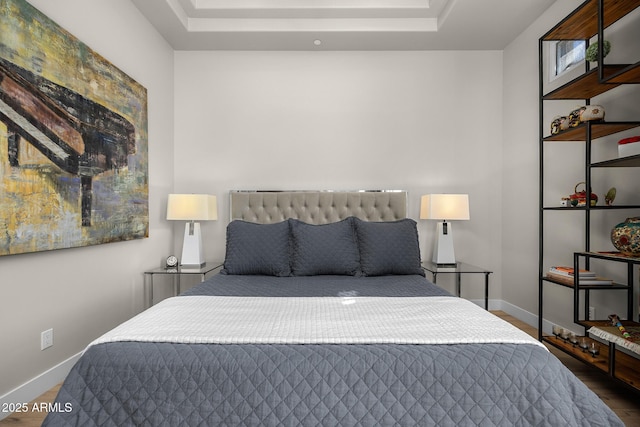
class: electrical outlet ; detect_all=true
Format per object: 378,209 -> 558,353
589,306 -> 596,320
41,328 -> 53,350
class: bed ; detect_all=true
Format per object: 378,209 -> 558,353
44,191 -> 623,426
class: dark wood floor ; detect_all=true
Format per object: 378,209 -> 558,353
1,311 -> 639,426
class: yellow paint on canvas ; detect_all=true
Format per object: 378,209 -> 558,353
0,123 -> 89,254
0,0 -> 148,256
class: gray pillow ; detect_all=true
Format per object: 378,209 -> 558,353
221,220 -> 291,276
355,218 -> 424,276
290,218 -> 360,276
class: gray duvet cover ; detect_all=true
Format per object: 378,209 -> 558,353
43,275 -> 623,426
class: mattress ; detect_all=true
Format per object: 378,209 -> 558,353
183,273 -> 452,297
43,274 -> 623,426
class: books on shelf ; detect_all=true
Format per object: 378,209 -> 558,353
549,266 -> 596,277
547,266 -> 613,285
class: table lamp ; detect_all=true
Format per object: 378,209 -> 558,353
420,194 -> 470,266
166,194 -> 217,267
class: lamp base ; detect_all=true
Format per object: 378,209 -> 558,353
180,222 -> 205,267
432,221 -> 457,265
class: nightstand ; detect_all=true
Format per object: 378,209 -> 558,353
144,261 -> 222,307
421,261 -> 493,310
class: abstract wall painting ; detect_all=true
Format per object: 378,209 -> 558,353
0,0 -> 148,256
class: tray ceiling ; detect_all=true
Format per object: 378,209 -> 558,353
131,0 -> 556,50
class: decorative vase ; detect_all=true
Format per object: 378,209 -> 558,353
611,217 -> 640,256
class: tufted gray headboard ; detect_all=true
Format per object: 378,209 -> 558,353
230,191 -> 407,224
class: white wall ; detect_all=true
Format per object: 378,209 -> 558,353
173,50 -> 505,299
0,0 -> 175,403
503,1 -> 640,331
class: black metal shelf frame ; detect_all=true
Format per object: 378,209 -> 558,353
538,0 -> 640,341
572,252 -> 639,325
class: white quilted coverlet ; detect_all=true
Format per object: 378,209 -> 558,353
90,296 -> 545,349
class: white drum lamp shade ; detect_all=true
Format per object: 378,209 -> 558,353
167,194 -> 217,267
420,194 -> 470,265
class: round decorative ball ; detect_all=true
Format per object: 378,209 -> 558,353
611,217 -> 640,256
585,40 -> 611,62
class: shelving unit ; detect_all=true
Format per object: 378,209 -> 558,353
538,0 -> 640,393
545,330 -> 640,389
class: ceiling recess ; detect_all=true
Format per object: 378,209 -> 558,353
131,0 -> 556,51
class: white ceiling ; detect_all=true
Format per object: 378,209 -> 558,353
130,0 -> 556,51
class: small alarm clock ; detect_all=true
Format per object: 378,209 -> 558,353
165,255 -> 178,269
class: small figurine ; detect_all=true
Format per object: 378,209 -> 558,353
570,182 -> 597,207
551,116 -> 569,135
609,314 -> 631,340
605,187 -> 616,206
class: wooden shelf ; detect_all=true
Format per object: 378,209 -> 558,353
607,61 -> 640,84
579,251 -> 640,263
543,335 -> 609,372
542,275 -> 629,290
543,121 -> 640,141
542,205 -> 640,210
543,334 -> 640,390
592,154 -> 640,167
543,0 -> 640,41
543,66 -> 629,99
542,276 -> 575,289
579,319 -> 640,329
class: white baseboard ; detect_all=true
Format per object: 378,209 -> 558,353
0,352 -> 81,421
470,298 -> 549,333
